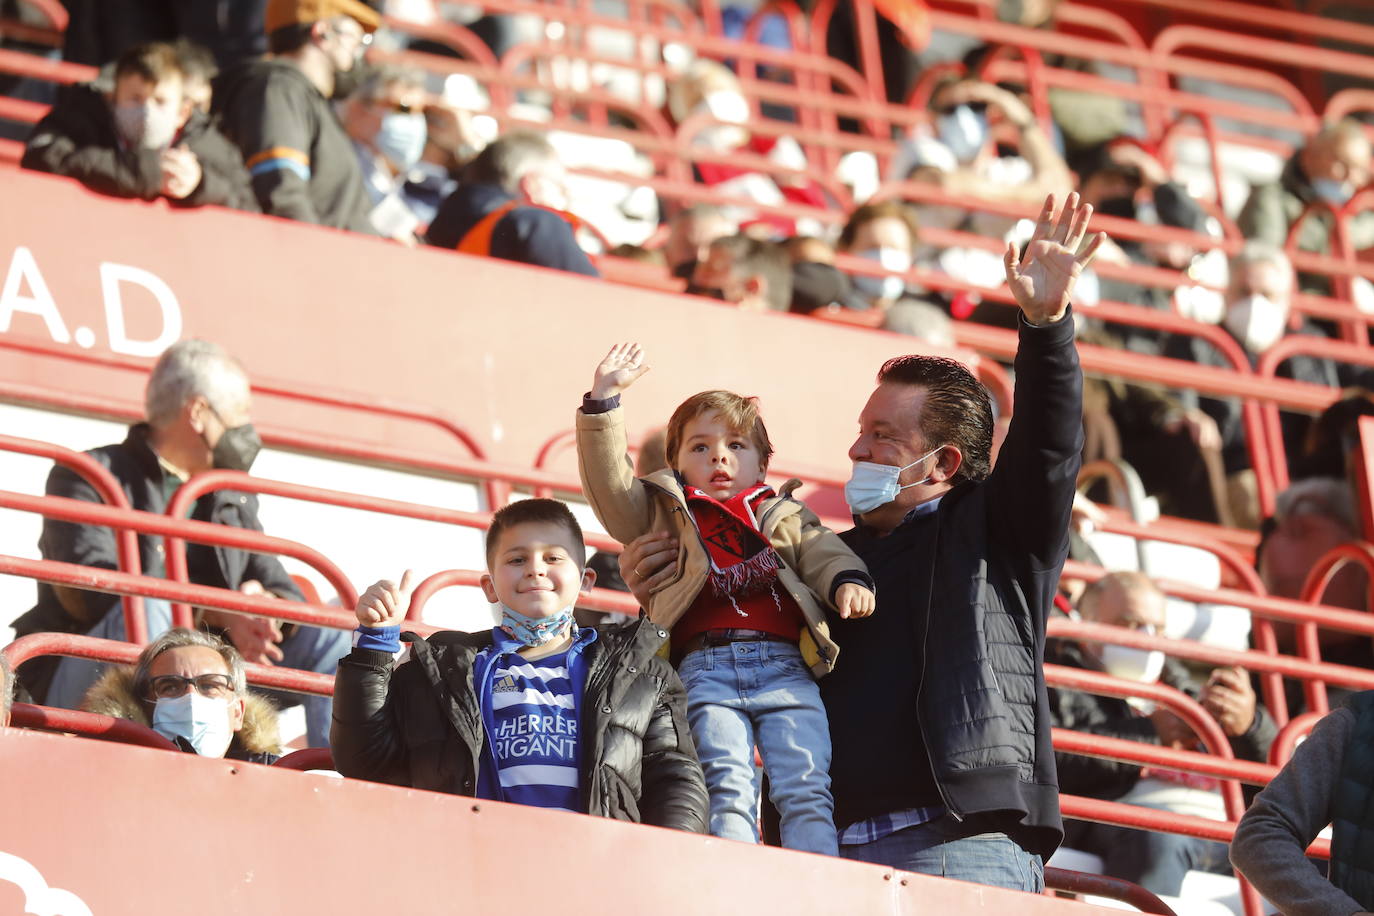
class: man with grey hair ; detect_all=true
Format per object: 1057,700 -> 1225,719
1239,119 -> 1374,265
82,627 -> 282,762
1048,571 -> 1276,897
425,130 -> 598,275
340,65 -> 451,242
10,339 -> 348,748
1165,241 -> 1341,527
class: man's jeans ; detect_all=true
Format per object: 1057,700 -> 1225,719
840,816 -> 1045,893
45,598 -> 349,748
677,640 -> 837,855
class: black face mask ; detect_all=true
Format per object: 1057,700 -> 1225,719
1096,195 -> 1137,221
208,419 -> 262,472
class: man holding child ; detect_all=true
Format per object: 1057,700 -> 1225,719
619,192 -> 1101,889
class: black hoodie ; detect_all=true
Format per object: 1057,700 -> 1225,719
426,182 -> 598,276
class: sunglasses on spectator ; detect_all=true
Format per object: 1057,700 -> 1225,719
935,101 -> 989,117
370,100 -> 418,114
144,673 -> 235,701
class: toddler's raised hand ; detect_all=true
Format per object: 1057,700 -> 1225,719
591,342 -> 651,400
355,570 -> 417,628
836,583 -> 876,619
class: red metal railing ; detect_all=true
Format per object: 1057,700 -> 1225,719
0,433 -> 149,643
0,488 -> 359,631
8,702 -> 177,750
159,469 -> 623,623
1044,663 -> 1261,914
1042,868 -> 1177,915
407,568 -> 641,620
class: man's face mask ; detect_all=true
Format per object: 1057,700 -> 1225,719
936,104 -> 988,164
845,445 -> 942,515
851,247 -> 910,302
1098,644 -> 1165,684
1224,293 -> 1288,353
152,692 -> 234,757
1312,177 -> 1356,207
693,90 -> 750,151
204,406 -> 262,472
114,99 -> 182,150
376,110 -> 428,173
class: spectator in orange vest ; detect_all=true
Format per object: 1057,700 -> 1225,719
425,131 -> 599,276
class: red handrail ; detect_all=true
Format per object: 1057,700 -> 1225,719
1051,728 -> 1277,786
159,469 -> 623,623
8,701 -> 178,750
0,555 -> 397,643
0,631 -> 340,696
406,568 -> 642,620
1269,710 -> 1326,766
0,488 -> 358,631
1042,868 -> 1177,915
0,433 -> 149,643
1051,585 -> 1374,736
274,747 -> 335,770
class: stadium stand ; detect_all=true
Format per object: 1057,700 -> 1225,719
5,0 -> 1374,912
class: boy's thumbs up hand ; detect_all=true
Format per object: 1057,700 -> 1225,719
591,342 -> 651,400
356,569 -> 417,628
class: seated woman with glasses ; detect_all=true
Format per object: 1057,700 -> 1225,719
82,627 -> 282,763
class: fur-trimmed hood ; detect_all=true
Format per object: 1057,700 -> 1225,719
81,666 -> 282,757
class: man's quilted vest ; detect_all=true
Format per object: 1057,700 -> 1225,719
1330,691 -> 1374,910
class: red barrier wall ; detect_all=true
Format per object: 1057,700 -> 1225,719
0,170 -> 974,478
0,728 -> 1125,915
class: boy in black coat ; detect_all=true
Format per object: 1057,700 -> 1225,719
23,41 -> 256,211
332,499 -> 708,832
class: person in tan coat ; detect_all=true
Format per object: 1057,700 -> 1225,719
576,342 -> 875,856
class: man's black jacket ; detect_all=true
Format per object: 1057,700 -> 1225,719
331,617 -> 708,832
825,311 -> 1083,859
22,82 -> 257,211
12,424 -> 302,700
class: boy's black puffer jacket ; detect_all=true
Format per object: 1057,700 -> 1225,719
332,616 -> 708,833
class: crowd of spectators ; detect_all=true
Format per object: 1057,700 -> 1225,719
9,0 -> 1374,911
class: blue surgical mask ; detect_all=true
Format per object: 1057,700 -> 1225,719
500,604 -> 575,647
376,111 -> 427,173
1312,177 -> 1355,207
852,247 -> 910,302
151,692 -> 234,757
845,445 -> 942,515
936,105 -> 988,163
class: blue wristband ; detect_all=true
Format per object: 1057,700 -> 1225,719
352,625 -> 401,653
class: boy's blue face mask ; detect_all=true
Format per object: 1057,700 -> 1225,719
500,604 -> 575,647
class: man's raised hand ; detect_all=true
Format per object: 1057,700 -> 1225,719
591,342 -> 650,401
1003,192 -> 1106,325
356,570 -> 417,628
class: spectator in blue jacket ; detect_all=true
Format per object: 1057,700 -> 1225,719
426,130 -> 599,276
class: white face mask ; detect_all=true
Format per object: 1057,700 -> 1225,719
852,247 -> 911,302
1098,643 -> 1165,684
693,91 -> 750,151
845,445 -> 942,515
114,100 -> 181,150
1224,293 -> 1288,353
151,692 -> 234,758
936,104 -> 988,164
